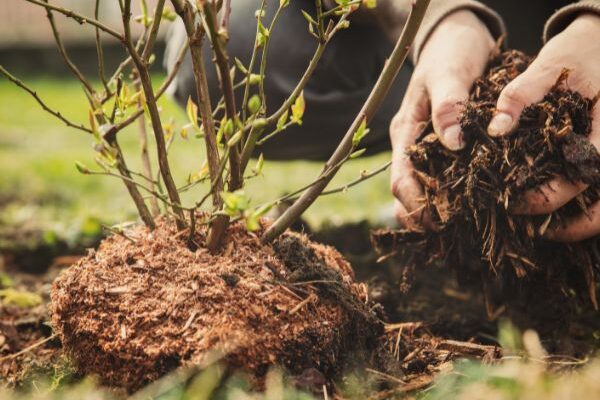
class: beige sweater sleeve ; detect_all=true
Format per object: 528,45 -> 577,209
544,0 -> 600,41
410,0 -> 505,62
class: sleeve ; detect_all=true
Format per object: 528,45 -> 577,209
544,0 -> 600,42
411,0 -> 506,62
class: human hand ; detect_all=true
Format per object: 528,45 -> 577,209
486,13 -> 600,242
390,10 -> 495,229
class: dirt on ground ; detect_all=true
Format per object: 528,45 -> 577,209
374,50 -> 600,320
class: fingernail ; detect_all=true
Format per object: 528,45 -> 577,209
488,112 -> 513,137
441,124 -> 465,150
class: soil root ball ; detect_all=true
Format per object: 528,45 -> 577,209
50,219 -> 383,391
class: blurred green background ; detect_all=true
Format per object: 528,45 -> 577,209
0,74 -> 392,239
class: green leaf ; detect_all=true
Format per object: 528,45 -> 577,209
290,92 -> 305,125
280,0 -> 290,7
254,153 -> 264,174
75,161 -> 90,174
162,7 -> 177,21
301,10 -> 317,26
246,203 -> 274,232
221,190 -> 251,216
140,0 -> 150,27
362,0 -> 377,8
0,288 -> 43,309
234,57 -> 248,74
227,130 -> 243,147
349,148 -> 366,159
249,74 -> 262,86
223,119 -> 234,138
186,96 -> 199,129
352,118 -> 370,147
276,110 -> 289,130
248,94 -> 261,115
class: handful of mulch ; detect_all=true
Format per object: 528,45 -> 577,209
374,50 -> 600,311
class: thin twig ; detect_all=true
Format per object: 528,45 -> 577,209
203,1 -> 242,191
262,0 -> 431,242
123,0 -> 185,229
94,0 -> 110,93
141,0 -> 166,61
43,0 -> 95,98
0,65 -> 91,133
0,334 -> 57,363
23,0 -> 122,39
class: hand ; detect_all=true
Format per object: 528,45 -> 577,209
486,13 -> 600,242
390,10 -> 495,229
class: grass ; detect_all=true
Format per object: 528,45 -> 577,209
0,74 -> 392,237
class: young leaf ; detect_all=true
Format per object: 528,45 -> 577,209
301,10 -> 317,26
352,118 -> 370,147
249,74 -> 262,86
140,0 -> 150,27
75,161 -> 90,174
254,153 -> 265,174
88,110 -> 99,138
227,130 -> 244,147
280,0 -> 290,7
349,148 -> 366,159
223,119 -> 234,138
362,0 -> 377,8
222,190 -> 250,216
291,92 -> 305,125
186,97 -> 199,129
276,110 -> 289,130
246,203 -> 274,231
234,57 -> 248,74
248,94 -> 261,115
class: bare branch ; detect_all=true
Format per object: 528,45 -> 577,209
23,0 -> 123,40
123,0 -> 186,229
43,0 -> 95,98
172,0 -> 228,251
0,65 -> 91,133
94,0 -> 110,93
141,0 -> 166,61
202,1 -> 242,191
262,0 -> 431,242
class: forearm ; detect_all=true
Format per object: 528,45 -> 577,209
325,0 -> 504,63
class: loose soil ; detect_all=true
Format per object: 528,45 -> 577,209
374,50 -> 600,320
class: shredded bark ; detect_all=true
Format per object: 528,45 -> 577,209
374,50 -> 600,311
50,218 -> 383,391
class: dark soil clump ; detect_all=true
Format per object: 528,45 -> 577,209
374,50 -> 600,318
50,218 -> 383,391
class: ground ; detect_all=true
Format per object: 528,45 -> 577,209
1,75 -> 599,399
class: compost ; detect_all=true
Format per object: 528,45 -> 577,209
374,50 -> 600,313
50,218 -> 384,391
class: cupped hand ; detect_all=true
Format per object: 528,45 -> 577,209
486,13 -> 600,242
390,10 -> 495,229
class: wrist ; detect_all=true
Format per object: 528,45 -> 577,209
424,9 -> 495,55
569,12 -> 600,34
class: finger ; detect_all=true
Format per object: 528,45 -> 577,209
544,200 -> 600,242
488,62 -> 559,137
394,199 -> 424,231
389,83 -> 434,228
428,77 -> 470,151
510,177 -> 588,215
513,101 -> 600,215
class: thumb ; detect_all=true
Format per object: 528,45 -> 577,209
428,78 -> 470,151
487,63 -> 557,137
